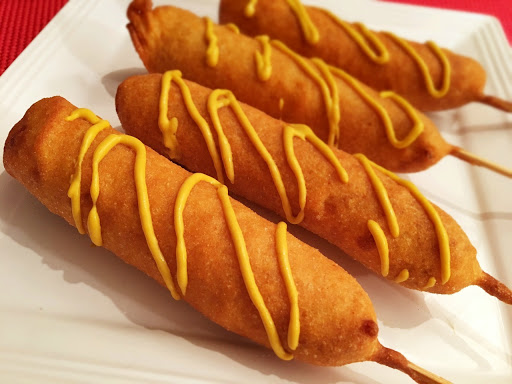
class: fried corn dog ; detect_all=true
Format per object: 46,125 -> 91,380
115,71 -> 512,304
3,96 -> 454,384
219,0 -> 512,113
127,0 -> 453,173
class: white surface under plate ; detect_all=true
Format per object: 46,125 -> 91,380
1,0 -> 511,383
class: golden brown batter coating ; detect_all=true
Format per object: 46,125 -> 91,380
6,97 -> 469,384
4,98 -> 462,384
115,73 -> 512,304
219,0 -> 504,112
3,96 -> 383,366
126,0 -> 452,173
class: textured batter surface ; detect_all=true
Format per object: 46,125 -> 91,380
219,0 -> 487,111
116,73 -> 484,295
3,96 -> 381,366
126,0 -> 452,173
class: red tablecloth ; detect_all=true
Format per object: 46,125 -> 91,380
0,0 -> 68,75
0,0 -> 511,76
380,0 -> 512,42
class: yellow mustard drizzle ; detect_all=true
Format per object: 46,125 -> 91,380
225,23 -> 240,34
329,66 -> 424,149
244,0 -> 319,43
155,66 -> 445,288
254,35 -> 273,81
66,109 -> 109,234
354,154 -> 399,238
423,277 -> 436,289
207,91 -> 235,184
200,18 -> 424,150
312,58 -> 341,146
369,159 -> 451,285
272,40 -> 341,147
383,32 -> 451,98
159,71 -> 225,183
216,182 -> 295,360
158,71 -> 181,159
208,89 -> 332,224
356,153 -> 449,286
208,90 -> 347,224
285,124 -> 348,184
275,222 -> 300,351
378,90 -> 425,147
159,80 -> 346,226
204,17 -> 219,67
281,125 -> 306,224
88,132 -> 181,300
284,0 -> 319,44
174,173 -> 223,296
281,3 -> 451,98
394,269 -> 409,283
69,109 -> 299,360
323,10 -> 389,64
244,0 -> 257,17
367,220 -> 389,277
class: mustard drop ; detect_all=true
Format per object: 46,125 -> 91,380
394,269 -> 409,283
255,35 -> 273,81
423,277 -> 436,289
204,17 -> 219,67
367,220 -> 389,277
225,23 -> 240,34
244,0 -> 257,17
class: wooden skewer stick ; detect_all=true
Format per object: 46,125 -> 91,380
476,271 -> 512,305
374,345 -> 453,384
480,95 -> 512,113
450,146 -> 512,178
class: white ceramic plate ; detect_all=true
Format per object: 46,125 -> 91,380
0,0 -> 511,383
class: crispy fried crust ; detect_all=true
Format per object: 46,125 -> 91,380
3,96 -> 381,366
219,0 -> 487,111
126,2 -> 452,173
116,73 -> 484,294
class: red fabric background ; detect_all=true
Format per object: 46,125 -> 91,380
0,0 -> 68,75
380,0 -> 512,44
0,0 -> 510,76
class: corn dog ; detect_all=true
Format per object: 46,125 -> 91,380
115,71 -> 512,304
126,0 -> 452,173
126,1 -> 511,178
3,96 -> 454,383
219,0 -> 512,113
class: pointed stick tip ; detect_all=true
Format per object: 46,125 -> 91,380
476,271 -> 512,305
450,146 -> 512,178
373,344 -> 452,384
479,95 -> 512,113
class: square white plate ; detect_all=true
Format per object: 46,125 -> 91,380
0,0 -> 511,383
